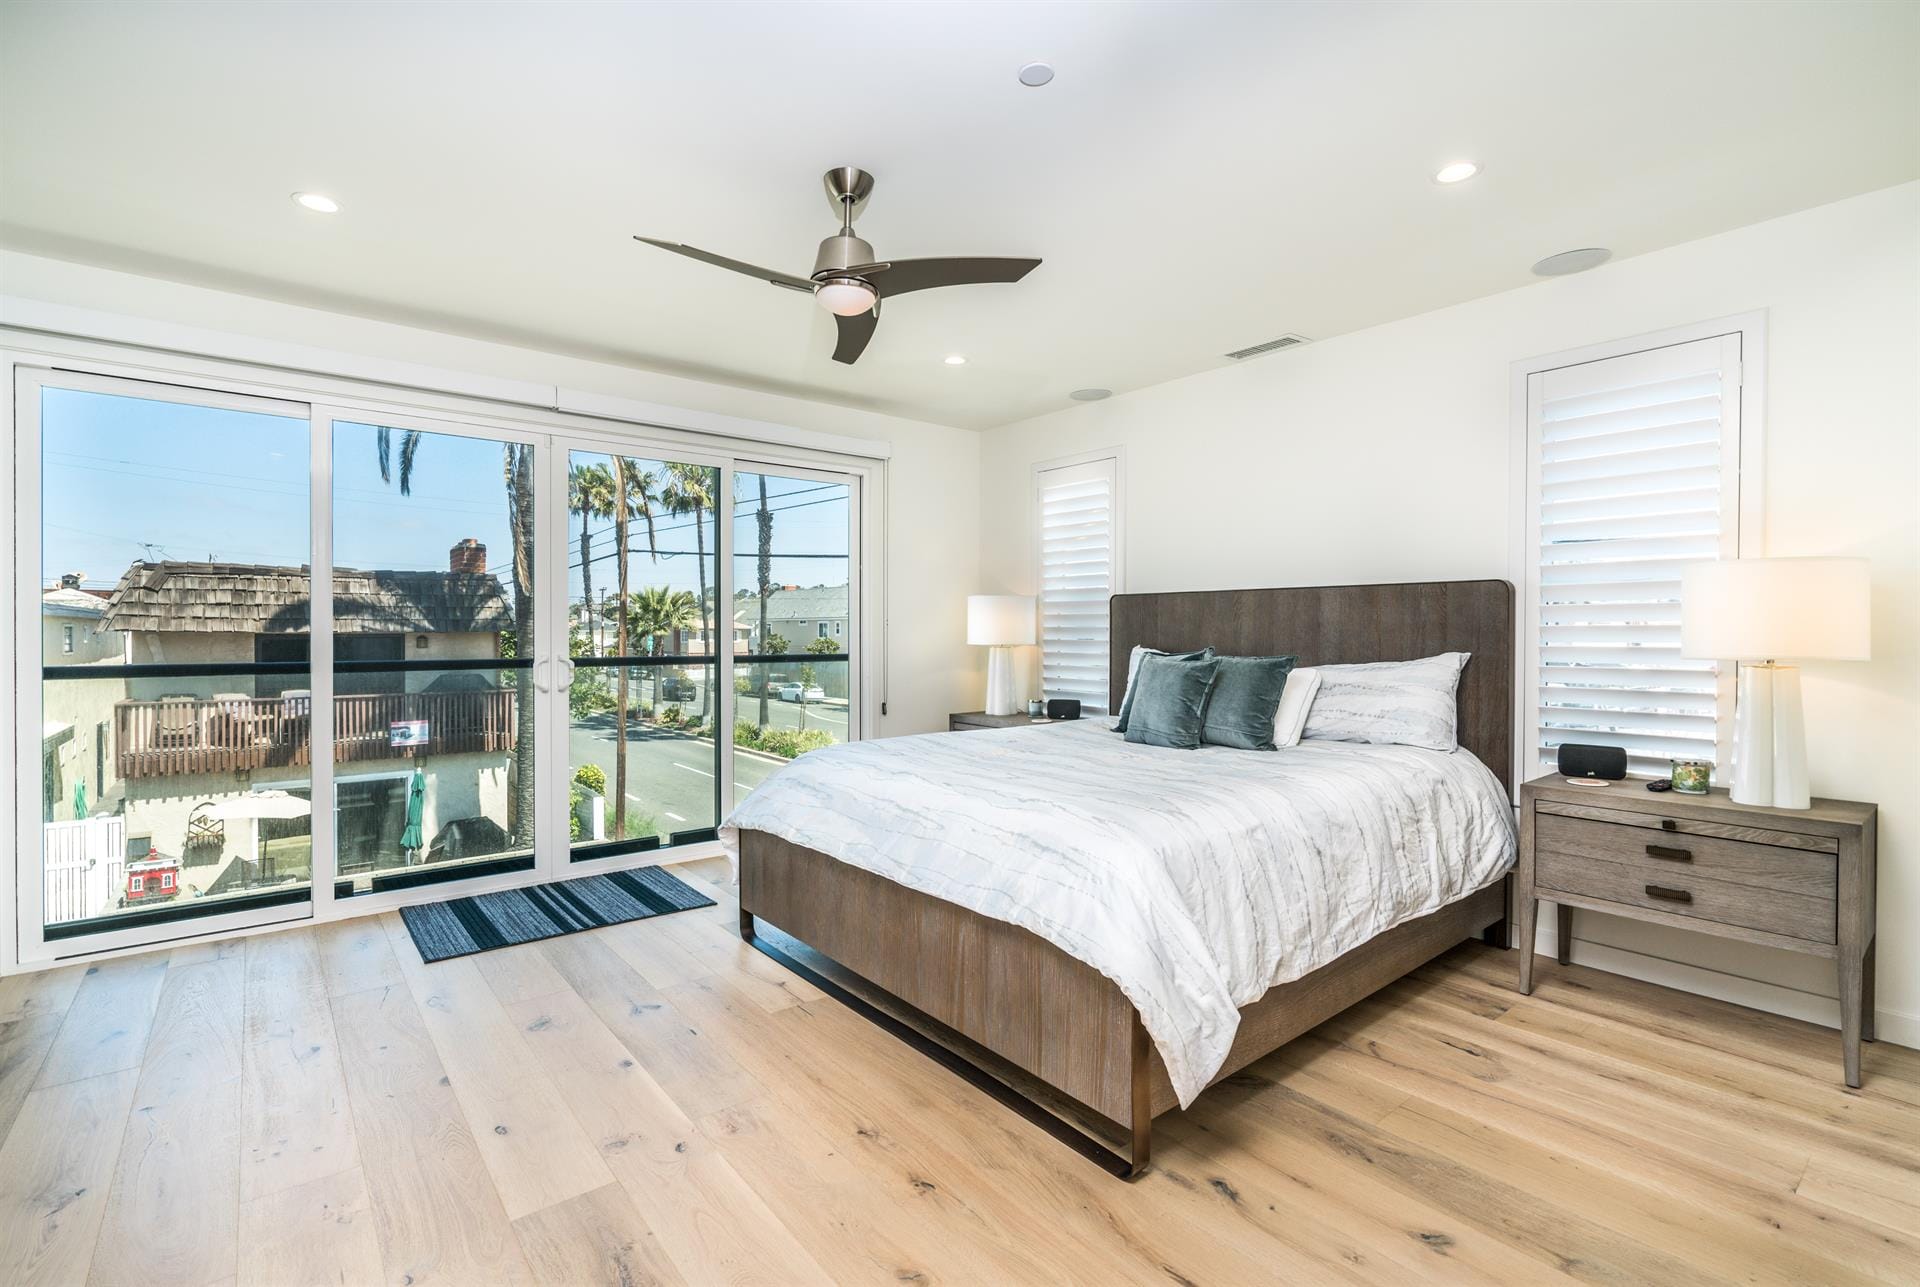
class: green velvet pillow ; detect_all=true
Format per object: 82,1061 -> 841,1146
1114,646 -> 1213,733
1122,654 -> 1222,750
1200,654 -> 1298,751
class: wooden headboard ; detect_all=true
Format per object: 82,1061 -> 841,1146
1109,580 -> 1516,795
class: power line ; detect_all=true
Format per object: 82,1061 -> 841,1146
567,492 -> 850,573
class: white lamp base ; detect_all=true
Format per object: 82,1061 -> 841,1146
984,645 -> 1016,717
1731,662 -> 1810,809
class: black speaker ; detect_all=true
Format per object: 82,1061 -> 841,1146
1046,698 -> 1082,721
1557,743 -> 1627,781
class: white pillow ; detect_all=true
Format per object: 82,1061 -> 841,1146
1271,667 -> 1321,747
1299,652 -> 1469,752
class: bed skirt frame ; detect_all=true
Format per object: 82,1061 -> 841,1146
739,832 -> 1507,1176
738,579 -> 1515,1177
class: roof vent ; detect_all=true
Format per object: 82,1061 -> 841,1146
1225,333 -> 1310,361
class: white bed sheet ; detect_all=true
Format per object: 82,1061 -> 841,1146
721,718 -> 1515,1106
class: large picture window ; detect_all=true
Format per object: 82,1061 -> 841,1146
1521,326 -> 1752,778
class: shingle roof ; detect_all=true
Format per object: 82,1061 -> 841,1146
102,561 -> 513,635
735,585 -> 849,623
42,587 -> 109,619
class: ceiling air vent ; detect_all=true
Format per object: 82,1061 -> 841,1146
1225,333 -> 1310,361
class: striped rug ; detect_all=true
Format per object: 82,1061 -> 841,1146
397,868 -> 715,963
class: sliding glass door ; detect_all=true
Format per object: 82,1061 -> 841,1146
562,446 -> 722,862
14,364 -> 865,961
731,463 -> 857,800
328,416 -> 544,897
21,372 -> 318,952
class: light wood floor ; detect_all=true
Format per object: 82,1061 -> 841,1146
3,861 -> 1917,1287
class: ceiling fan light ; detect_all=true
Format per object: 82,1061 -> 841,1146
815,278 -> 877,316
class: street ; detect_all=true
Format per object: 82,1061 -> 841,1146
567,686 -> 846,843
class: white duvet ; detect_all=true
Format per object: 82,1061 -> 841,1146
720,718 -> 1516,1106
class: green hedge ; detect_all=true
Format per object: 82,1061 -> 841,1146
734,724 -> 835,760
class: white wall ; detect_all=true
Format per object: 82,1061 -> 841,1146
980,183 -> 1920,1046
0,250 -> 983,739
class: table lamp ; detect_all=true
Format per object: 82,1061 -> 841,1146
1680,557 -> 1870,808
967,594 -> 1035,717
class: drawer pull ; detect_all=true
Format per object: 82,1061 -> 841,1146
1645,844 -> 1693,863
1660,819 -> 1679,832
1645,884 -> 1693,904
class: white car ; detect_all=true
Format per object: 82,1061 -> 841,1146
777,683 -> 826,703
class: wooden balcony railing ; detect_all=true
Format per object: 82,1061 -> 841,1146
115,689 -> 518,779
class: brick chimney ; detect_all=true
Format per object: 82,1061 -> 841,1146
449,539 -> 487,574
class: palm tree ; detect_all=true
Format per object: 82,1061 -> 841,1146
375,426 -> 538,852
742,473 -> 777,730
627,586 -> 698,707
609,457 -> 660,841
568,463 -> 615,653
659,463 -> 718,720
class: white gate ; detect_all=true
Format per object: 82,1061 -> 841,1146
44,816 -> 126,925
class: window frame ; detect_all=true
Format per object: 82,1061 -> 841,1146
1509,313 -> 1767,788
1032,446 -> 1126,715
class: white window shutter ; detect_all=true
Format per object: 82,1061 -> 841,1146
1528,334 -> 1742,778
1036,457 -> 1120,714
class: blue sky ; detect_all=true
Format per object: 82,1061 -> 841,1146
41,389 -> 850,607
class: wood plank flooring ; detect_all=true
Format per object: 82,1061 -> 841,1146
1,861 -> 1916,1286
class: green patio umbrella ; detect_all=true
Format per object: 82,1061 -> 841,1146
399,766 -> 426,857
72,780 -> 87,820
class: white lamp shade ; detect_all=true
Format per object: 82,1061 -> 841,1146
1680,558 -> 1871,662
966,594 -> 1036,646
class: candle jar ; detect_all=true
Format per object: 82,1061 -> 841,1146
1670,759 -> 1712,794
1027,698 -> 1046,717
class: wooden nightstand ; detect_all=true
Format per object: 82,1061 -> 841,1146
1515,772 -> 1878,1086
948,711 -> 1069,732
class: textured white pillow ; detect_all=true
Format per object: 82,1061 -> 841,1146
1270,667 -> 1321,747
1300,652 -> 1469,752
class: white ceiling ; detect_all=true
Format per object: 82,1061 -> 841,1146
2,1 -> 1915,429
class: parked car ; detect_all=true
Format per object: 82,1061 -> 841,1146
658,674 -> 698,701
777,683 -> 826,703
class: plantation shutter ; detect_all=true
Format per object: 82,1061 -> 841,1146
1037,456 -> 1120,714
1528,334 -> 1743,778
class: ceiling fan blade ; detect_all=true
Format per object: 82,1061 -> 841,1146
633,237 -> 816,293
854,257 -> 1041,298
831,302 -> 879,365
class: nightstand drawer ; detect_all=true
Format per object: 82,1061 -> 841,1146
1535,813 -> 1836,897
1535,799 -> 1838,855
1535,828 -> 1836,944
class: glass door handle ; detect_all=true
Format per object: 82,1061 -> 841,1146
558,658 -> 576,689
533,657 -> 552,693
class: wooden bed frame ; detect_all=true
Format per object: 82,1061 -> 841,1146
737,579 -> 1515,1176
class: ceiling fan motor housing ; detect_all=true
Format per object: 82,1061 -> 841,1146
813,232 -> 876,281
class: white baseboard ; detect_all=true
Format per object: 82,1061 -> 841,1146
1542,924 -> 1918,1052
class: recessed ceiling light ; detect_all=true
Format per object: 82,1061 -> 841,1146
291,191 -> 340,214
1532,247 -> 1612,277
1069,388 -> 1111,402
1018,61 -> 1055,88
1433,161 -> 1479,184
943,354 -> 967,366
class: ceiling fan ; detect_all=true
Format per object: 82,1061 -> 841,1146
635,167 -> 1041,365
